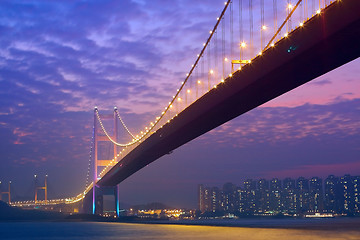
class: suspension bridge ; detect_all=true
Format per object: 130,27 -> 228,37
9,0 -> 360,216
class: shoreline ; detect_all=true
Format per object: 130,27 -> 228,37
117,217 -> 360,231
1,209 -> 360,232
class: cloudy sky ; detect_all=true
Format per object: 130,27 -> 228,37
0,0 -> 359,208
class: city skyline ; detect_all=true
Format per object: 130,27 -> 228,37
0,0 -> 359,209
199,174 -> 360,215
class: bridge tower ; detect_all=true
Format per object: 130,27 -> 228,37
91,107 -> 119,217
34,175 -> 47,204
0,181 -> 11,204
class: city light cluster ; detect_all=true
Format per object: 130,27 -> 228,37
199,174 -> 360,216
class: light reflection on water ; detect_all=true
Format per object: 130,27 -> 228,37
0,221 -> 359,240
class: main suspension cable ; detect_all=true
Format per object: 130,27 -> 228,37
95,109 -> 140,147
114,108 -> 138,140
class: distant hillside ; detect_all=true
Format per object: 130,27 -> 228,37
0,201 -> 66,221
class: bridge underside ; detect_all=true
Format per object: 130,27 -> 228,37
98,0 -> 360,187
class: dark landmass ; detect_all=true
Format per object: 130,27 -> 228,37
0,201 -> 67,221
0,201 -> 150,223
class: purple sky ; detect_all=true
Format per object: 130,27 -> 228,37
0,0 -> 359,209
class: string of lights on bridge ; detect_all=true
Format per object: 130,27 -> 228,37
10,0 -> 340,207
93,0 -> 336,182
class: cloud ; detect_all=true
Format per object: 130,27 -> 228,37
310,79 -> 332,86
264,161 -> 360,179
200,99 -> 360,148
0,0 -> 359,206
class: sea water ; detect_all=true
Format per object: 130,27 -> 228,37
0,219 -> 359,240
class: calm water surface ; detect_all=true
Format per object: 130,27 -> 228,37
0,220 -> 359,240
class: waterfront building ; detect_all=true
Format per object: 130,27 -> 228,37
237,187 -> 246,213
257,179 -> 270,213
309,177 -> 323,212
324,175 -> 340,213
339,174 -> 355,213
296,177 -> 310,213
198,185 -> 222,213
269,178 -> 282,212
222,182 -> 237,213
243,179 -> 257,213
198,174 -> 360,216
282,178 -> 296,213
353,176 -> 360,212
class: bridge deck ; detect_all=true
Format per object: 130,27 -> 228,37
98,0 -> 360,187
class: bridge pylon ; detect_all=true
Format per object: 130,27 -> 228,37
0,181 -> 11,204
89,107 -> 119,217
34,175 -> 47,204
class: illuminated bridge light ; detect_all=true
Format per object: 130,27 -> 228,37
50,0 -> 356,209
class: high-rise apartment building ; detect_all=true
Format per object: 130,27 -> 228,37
243,179 -> 257,213
257,179 -> 270,213
222,182 -> 237,213
270,178 -> 282,212
199,174 -> 360,215
282,178 -> 296,213
198,185 -> 222,213
339,175 -> 355,213
296,177 -> 310,213
309,177 -> 323,212
324,175 -> 339,213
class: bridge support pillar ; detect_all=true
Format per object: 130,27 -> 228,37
92,184 -> 119,217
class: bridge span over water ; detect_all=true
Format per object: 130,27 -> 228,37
10,0 -> 360,215
99,0 -> 360,187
